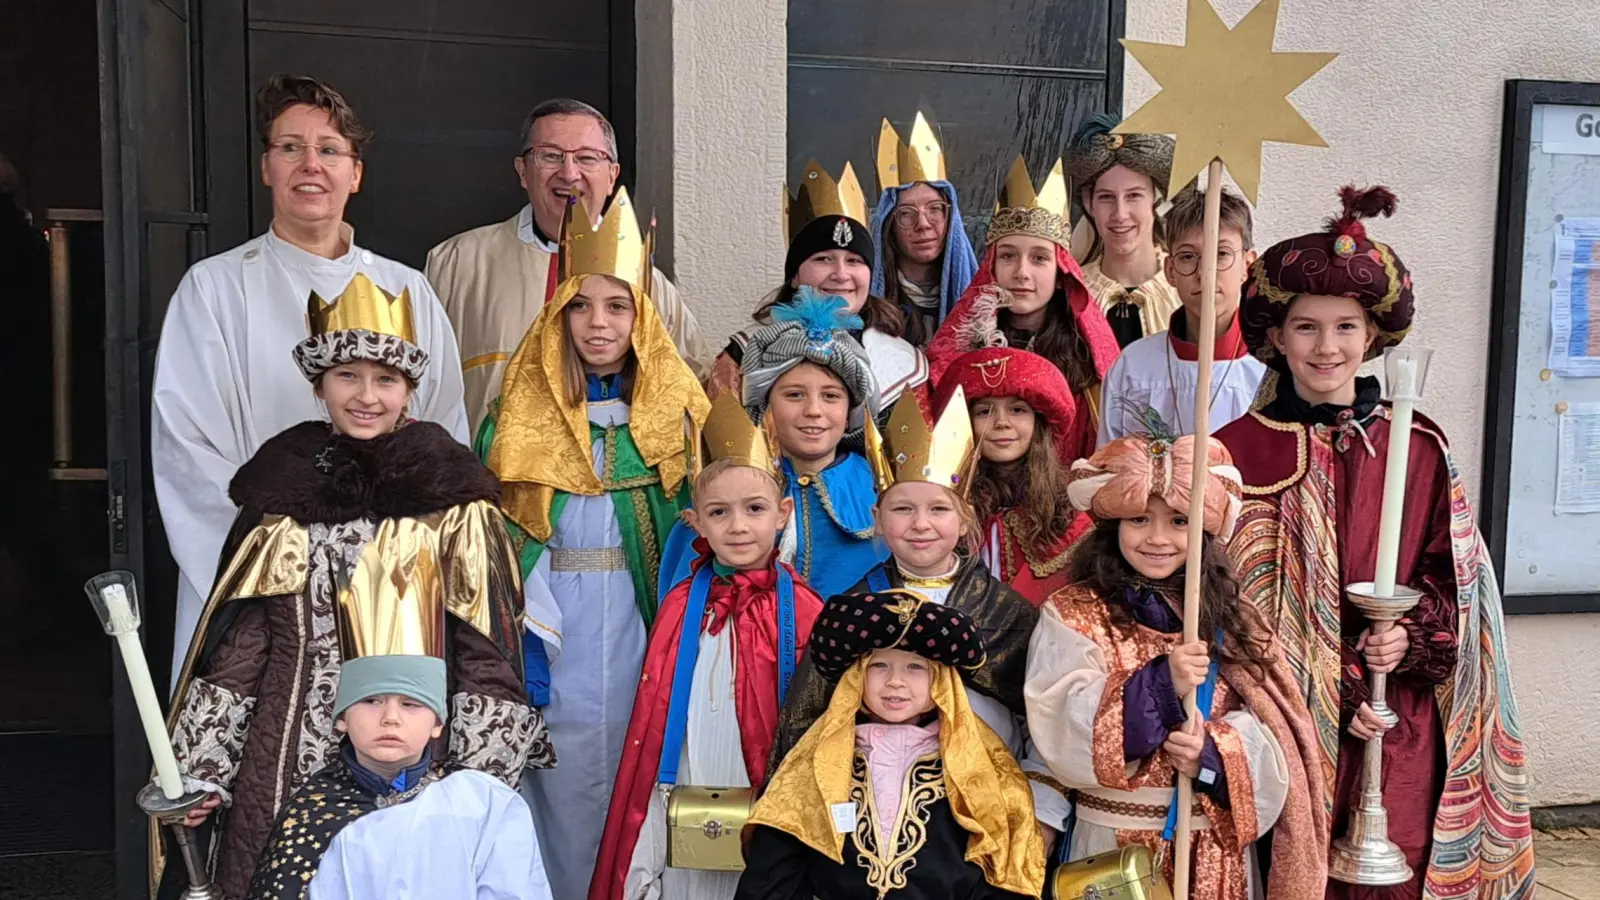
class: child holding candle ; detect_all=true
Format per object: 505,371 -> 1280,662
588,392 -> 824,900
936,346 -> 1091,606
736,591 -> 1045,900
158,273 -> 545,900
1215,186 -> 1535,899
245,614 -> 552,898
1024,434 -> 1327,898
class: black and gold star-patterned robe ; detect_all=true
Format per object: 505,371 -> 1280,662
243,748 -> 444,899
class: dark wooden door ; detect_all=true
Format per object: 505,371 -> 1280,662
788,0 -> 1125,237
201,0 -> 635,269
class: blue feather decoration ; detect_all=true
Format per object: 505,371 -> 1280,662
770,286 -> 864,343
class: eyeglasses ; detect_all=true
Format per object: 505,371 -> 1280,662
523,146 -> 614,172
891,202 -> 951,229
266,140 -> 358,164
1170,248 -> 1240,277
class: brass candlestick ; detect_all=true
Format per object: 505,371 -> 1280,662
1327,581 -> 1422,886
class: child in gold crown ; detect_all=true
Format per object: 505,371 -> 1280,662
588,393 -> 824,900
155,278 -> 541,900
768,388 -> 1070,856
478,189 -> 711,899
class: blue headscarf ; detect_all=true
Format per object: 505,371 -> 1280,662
869,181 -> 979,322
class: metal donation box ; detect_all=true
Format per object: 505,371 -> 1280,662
666,786 -> 754,871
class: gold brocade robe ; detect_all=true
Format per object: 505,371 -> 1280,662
1080,256 -> 1182,345
155,422 -> 552,900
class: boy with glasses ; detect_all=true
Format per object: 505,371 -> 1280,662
1096,184 -> 1267,443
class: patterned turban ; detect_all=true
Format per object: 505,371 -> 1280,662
293,329 -> 428,383
740,287 -> 882,435
1240,186 -> 1415,373
1064,113 -> 1177,198
934,348 -> 1078,463
807,590 -> 986,682
1066,435 -> 1243,539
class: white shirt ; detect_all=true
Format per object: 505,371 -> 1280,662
1098,319 -> 1266,445
151,226 -> 468,681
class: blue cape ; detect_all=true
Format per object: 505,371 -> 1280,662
869,180 -> 980,321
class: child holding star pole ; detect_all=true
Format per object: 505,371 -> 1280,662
1101,0 -> 1337,894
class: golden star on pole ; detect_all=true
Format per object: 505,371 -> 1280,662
1115,0 -> 1335,203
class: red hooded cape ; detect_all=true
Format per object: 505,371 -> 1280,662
928,243 -> 1120,462
587,544 -> 822,900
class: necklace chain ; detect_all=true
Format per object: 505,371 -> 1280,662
1165,333 -> 1238,435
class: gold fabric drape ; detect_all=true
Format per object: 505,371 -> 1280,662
749,659 -> 1045,898
486,276 -> 710,540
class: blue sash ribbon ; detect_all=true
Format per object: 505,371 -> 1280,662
657,564 -> 797,784
1161,628 -> 1224,841
866,564 -> 891,593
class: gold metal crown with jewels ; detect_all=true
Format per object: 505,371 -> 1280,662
876,111 -> 947,192
784,160 -> 868,245
686,392 -> 783,480
560,186 -> 651,292
987,156 -> 1073,249
307,273 -> 416,343
866,386 -> 977,494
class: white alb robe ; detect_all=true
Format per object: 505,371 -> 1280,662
625,626 -> 746,900
151,226 -> 469,683
518,397 -> 650,900
1097,329 -> 1266,446
308,769 -> 552,900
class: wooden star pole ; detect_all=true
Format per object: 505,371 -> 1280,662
1114,1 -> 1334,895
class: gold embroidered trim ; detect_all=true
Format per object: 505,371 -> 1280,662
852,751 -> 946,898
799,486 -> 815,580
1076,791 -> 1201,820
549,546 -> 629,572
1005,509 -> 1081,578
1240,412 -> 1309,496
600,425 -> 663,491
631,488 -> 660,599
815,476 -> 875,540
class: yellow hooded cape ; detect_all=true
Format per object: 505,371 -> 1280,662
486,275 -> 710,540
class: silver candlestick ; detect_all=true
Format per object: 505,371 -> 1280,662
137,783 -> 224,899
1327,581 -> 1422,886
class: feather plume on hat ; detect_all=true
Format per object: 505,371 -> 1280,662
1065,435 -> 1243,539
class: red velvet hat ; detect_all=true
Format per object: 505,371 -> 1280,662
934,348 -> 1078,462
1240,185 -> 1415,372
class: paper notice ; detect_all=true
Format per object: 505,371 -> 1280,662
1555,402 -> 1600,514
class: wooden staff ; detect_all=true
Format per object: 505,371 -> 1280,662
1172,157 -> 1225,899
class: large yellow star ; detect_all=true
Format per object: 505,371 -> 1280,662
1116,0 -> 1335,203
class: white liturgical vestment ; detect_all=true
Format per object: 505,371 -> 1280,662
151,226 -> 469,682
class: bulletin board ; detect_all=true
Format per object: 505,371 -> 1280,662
1484,80 -> 1600,614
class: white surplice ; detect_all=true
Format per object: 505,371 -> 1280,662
624,626 -> 747,900
151,226 -> 469,683
518,397 -> 650,900
1097,329 -> 1266,446
308,769 -> 552,900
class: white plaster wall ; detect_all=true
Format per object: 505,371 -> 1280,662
635,0 -> 787,347
1126,0 -> 1600,806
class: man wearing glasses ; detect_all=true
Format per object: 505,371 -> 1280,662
427,98 -> 710,431
150,74 -> 470,679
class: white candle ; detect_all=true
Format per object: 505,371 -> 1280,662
102,584 -> 186,800
1372,358 -> 1417,598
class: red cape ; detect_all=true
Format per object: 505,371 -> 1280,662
588,549 -> 822,900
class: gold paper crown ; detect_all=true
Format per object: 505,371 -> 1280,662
876,111 -> 947,191
686,392 -> 783,480
867,386 -> 977,493
307,273 -> 417,343
784,160 -> 869,245
336,547 -> 445,661
561,187 -> 650,292
987,156 -> 1073,248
